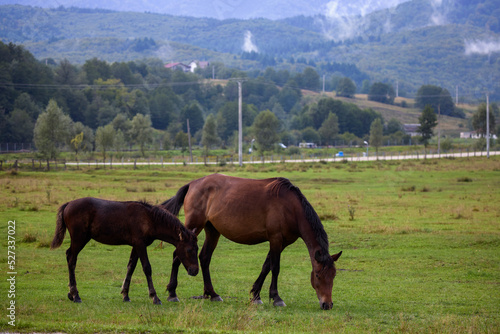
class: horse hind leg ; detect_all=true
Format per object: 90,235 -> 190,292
66,238 -> 89,303
121,248 -> 139,302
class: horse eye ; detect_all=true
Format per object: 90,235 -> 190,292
316,274 -> 319,278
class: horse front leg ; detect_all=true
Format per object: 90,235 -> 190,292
269,244 -> 286,307
137,245 -> 161,305
199,223 -> 222,301
250,252 -> 271,304
166,250 -> 181,302
121,248 -> 139,302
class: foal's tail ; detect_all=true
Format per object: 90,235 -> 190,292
51,202 -> 69,249
161,183 -> 190,216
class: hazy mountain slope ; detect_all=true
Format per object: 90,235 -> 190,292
0,0 -> 410,20
0,1 -> 498,98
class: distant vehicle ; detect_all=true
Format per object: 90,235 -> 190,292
335,151 -> 344,157
279,143 -> 287,149
299,142 -> 317,148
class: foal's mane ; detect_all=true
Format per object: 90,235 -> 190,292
137,201 -> 194,241
267,178 -> 330,261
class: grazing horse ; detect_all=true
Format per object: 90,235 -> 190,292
162,174 -> 342,310
50,197 -> 199,304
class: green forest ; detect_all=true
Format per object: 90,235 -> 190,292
0,41 -> 396,154
2,40 -> 499,161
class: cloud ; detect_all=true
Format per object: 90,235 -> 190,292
464,39 -> 500,55
429,0 -> 448,26
321,0 -> 406,42
242,30 -> 258,53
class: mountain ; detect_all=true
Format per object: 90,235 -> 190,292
0,0 -> 499,99
0,0 -> 409,20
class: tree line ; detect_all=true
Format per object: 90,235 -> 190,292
2,41 -> 496,161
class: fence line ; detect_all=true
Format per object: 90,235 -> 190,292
1,149 -> 499,171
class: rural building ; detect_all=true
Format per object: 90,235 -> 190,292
164,62 -> 191,72
165,61 -> 210,73
189,61 -> 210,73
403,124 -> 420,137
460,131 -> 498,139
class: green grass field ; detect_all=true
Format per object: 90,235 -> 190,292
0,157 -> 499,333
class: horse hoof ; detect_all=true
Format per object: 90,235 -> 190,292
167,296 -> 180,302
211,296 -> 223,302
123,296 -> 131,302
68,293 -> 82,303
252,298 -> 263,305
273,300 -> 286,307
153,298 -> 162,305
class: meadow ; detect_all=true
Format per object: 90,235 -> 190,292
0,157 -> 499,333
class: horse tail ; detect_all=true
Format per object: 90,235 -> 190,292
51,202 -> 68,249
161,183 -> 190,216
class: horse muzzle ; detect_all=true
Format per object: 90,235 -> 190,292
320,301 -> 333,310
187,266 -> 199,276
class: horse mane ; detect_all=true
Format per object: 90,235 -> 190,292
267,178 -> 330,261
138,201 -> 194,241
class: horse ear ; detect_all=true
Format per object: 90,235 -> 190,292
191,227 -> 197,234
331,251 -> 342,262
179,231 -> 183,241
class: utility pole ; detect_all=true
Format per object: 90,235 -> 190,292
187,119 -> 193,163
323,74 -> 325,93
238,80 -> 243,167
486,93 -> 490,158
455,85 -> 458,105
437,104 -> 441,155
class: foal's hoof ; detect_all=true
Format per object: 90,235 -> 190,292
153,298 -> 162,305
273,300 -> 286,307
68,293 -> 82,303
167,296 -> 180,302
252,298 -> 263,305
123,296 -> 131,302
211,296 -> 223,302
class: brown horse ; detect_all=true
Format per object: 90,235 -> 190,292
162,174 -> 342,310
50,197 -> 199,304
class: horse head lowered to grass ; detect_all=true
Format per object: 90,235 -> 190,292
162,174 -> 342,310
51,197 -> 199,304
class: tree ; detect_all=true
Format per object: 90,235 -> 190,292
418,105 -> 438,149
95,124 -> 115,160
300,67 -> 320,91
70,122 -> 94,158
318,113 -> 339,145
33,99 -> 72,162
369,118 -> 384,157
368,82 -> 395,104
6,108 -> 34,143
415,85 -> 456,117
336,77 -> 356,98
472,103 -> 497,137
253,110 -> 280,153
180,102 -> 204,135
201,114 -> 220,155
130,113 -> 153,157
385,118 -> 403,135
301,127 -> 320,144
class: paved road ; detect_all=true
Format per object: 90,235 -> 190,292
65,150 -> 500,167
